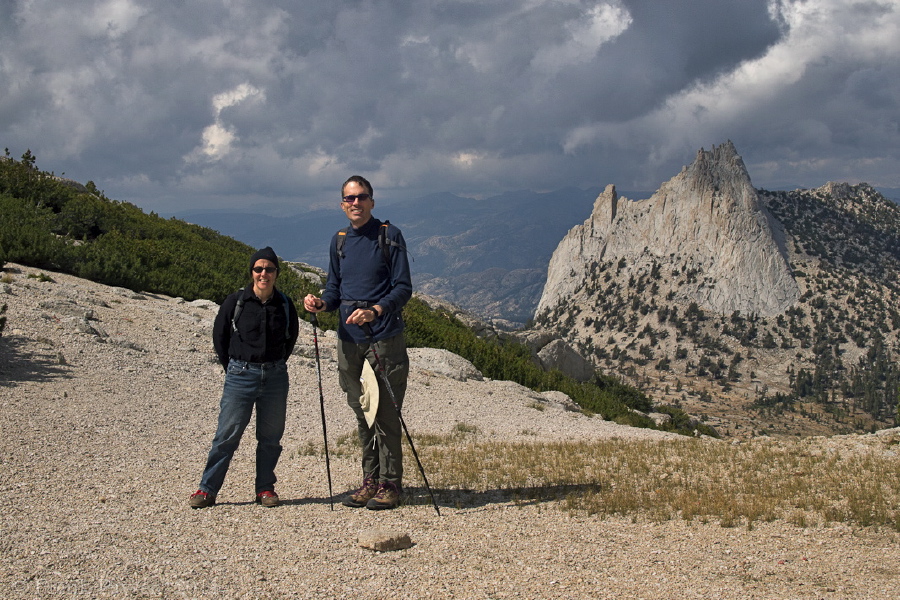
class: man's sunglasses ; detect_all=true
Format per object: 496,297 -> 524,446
252,266 -> 277,273
342,193 -> 372,203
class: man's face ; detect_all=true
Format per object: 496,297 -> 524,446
341,181 -> 374,228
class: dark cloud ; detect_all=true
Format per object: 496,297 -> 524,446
1,0 -> 897,214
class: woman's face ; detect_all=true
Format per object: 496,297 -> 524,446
251,259 -> 278,298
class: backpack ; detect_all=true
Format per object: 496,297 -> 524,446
335,220 -> 406,277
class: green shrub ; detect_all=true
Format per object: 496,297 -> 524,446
404,296 -> 657,424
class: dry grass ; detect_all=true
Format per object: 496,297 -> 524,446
400,429 -> 900,530
297,423 -> 899,530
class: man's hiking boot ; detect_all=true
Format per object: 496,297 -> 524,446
189,490 -> 216,509
366,482 -> 401,510
342,477 -> 379,508
255,490 -> 281,507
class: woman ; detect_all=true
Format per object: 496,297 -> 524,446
190,246 -> 299,508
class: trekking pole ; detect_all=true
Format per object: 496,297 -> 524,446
362,324 -> 440,516
310,314 -> 334,510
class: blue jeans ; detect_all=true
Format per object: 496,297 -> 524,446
198,359 -> 289,496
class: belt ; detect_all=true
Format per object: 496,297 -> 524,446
230,359 -> 285,369
341,300 -> 375,308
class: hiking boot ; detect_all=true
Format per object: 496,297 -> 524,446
366,482 -> 401,510
255,490 -> 281,507
342,476 -> 379,508
189,490 -> 216,509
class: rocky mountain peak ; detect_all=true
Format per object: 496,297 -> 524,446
537,141 -> 799,320
531,144 -> 899,438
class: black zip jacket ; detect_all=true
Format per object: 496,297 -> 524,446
212,287 -> 299,370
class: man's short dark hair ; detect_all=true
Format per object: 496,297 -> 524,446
341,175 -> 373,198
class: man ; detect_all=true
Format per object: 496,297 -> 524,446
304,175 -> 412,510
190,247 -> 299,509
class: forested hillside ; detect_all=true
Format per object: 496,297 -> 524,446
0,150 -> 319,303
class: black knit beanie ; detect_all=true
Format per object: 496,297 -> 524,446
249,246 -> 279,271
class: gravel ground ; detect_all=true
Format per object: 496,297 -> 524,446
1,263 -> 898,599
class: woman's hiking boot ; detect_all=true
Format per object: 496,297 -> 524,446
189,490 -> 216,509
255,490 -> 281,507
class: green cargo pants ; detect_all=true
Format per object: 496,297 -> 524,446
337,333 -> 409,486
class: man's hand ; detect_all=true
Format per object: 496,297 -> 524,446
304,294 -> 325,312
346,307 -> 377,326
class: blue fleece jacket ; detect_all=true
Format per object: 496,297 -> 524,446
321,217 -> 412,343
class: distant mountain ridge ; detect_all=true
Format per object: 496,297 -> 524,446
177,180 -> 896,329
178,187 -> 620,325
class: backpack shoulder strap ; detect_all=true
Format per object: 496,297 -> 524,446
278,291 -> 290,341
335,227 -> 350,259
378,220 -> 412,283
377,221 -> 392,267
231,288 -> 245,333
